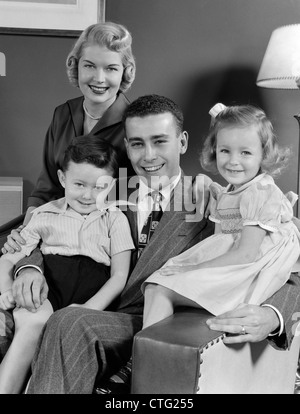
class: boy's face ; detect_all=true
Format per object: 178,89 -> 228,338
124,112 -> 188,190
58,161 -> 114,215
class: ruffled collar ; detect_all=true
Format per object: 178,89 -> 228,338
225,173 -> 273,194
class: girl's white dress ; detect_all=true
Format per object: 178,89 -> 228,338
143,174 -> 300,315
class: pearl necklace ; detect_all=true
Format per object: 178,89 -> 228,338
83,102 -> 102,120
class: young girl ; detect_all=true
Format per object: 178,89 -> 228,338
142,103 -> 300,328
0,136 -> 134,393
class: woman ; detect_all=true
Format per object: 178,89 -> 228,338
2,21 -> 136,253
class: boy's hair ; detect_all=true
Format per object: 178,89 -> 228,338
123,94 -> 184,136
200,104 -> 290,177
66,21 -> 136,92
62,136 -> 119,177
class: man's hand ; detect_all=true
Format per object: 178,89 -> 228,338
206,303 -> 280,344
12,268 -> 48,312
1,225 -> 26,254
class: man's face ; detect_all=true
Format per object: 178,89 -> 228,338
124,113 -> 188,189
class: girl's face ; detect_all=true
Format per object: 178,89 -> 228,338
78,44 -> 123,110
58,161 -> 114,216
216,125 -> 263,190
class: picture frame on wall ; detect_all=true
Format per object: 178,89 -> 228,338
0,0 -> 106,37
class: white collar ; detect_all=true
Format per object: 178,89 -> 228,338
138,171 -> 181,203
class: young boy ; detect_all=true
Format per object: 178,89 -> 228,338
0,135 -> 134,393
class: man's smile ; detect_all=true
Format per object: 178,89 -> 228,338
142,164 -> 165,173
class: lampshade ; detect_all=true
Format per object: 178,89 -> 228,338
256,24 -> 300,89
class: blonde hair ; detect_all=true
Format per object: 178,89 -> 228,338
200,104 -> 290,177
66,21 -> 136,92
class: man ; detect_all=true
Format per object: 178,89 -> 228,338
2,95 -> 299,393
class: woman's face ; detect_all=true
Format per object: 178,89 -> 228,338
78,44 -> 123,109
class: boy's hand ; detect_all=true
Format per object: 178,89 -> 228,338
0,289 -> 16,310
159,265 -> 194,275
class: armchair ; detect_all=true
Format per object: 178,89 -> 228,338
131,308 -> 300,394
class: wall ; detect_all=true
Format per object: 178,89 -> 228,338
1,0 -> 300,212
0,34 -> 79,209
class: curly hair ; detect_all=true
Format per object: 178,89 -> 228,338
200,104 -> 290,177
66,21 -> 136,92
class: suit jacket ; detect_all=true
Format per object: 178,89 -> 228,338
266,272 -> 300,350
115,173 -> 214,314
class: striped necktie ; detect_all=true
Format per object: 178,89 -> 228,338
138,191 -> 163,258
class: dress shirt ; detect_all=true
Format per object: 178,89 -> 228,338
137,172 -> 181,236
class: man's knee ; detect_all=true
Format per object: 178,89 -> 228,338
45,307 -> 89,336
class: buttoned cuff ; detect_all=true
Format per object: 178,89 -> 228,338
261,304 -> 284,336
14,265 -> 43,280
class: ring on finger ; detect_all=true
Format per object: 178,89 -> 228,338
240,325 -> 246,335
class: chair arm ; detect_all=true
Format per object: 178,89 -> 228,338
0,213 -> 25,251
131,308 -> 223,394
131,308 -> 300,394
0,214 -> 25,234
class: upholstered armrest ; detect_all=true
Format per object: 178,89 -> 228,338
0,213 -> 25,252
131,308 -> 223,394
131,308 -> 300,394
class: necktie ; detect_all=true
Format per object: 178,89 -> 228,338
138,191 -> 163,257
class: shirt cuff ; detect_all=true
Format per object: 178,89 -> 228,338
261,304 -> 284,336
14,265 -> 43,280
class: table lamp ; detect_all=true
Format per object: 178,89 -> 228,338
256,23 -> 300,217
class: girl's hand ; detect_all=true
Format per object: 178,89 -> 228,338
68,303 -> 96,310
159,264 -> 199,276
0,289 -> 16,310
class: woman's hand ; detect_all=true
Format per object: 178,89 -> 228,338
1,225 -> 26,254
0,289 -> 16,310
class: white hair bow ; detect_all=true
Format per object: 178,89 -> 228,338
208,103 -> 227,118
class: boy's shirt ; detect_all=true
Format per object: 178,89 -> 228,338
19,197 -> 134,265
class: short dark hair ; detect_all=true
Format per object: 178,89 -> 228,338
62,135 -> 119,177
123,94 -> 184,135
